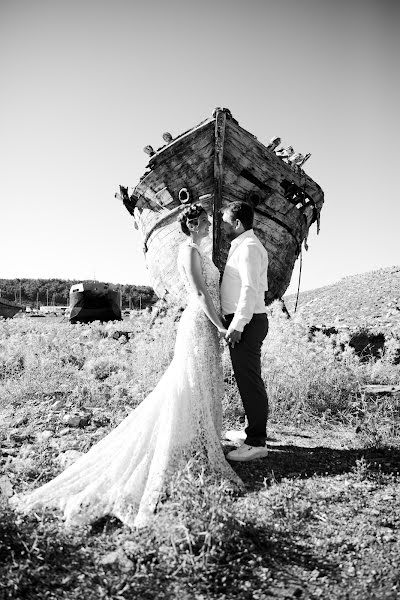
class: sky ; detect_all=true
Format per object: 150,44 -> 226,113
1,0 -> 399,295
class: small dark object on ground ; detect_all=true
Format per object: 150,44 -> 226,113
111,331 -> 134,341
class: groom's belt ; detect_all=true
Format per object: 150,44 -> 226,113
224,313 -> 267,321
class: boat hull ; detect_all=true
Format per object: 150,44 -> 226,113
69,286 -> 121,324
123,109 -> 324,304
0,299 -> 24,319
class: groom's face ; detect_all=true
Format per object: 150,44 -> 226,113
222,210 -> 240,241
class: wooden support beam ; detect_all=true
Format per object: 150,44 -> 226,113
212,109 -> 227,270
362,385 -> 400,395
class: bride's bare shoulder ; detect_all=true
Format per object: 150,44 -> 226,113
178,243 -> 202,270
179,242 -> 201,256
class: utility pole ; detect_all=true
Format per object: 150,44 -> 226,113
36,292 -> 39,310
19,280 -> 22,305
46,289 -> 49,306
139,294 -> 142,310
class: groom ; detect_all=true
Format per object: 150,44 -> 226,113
220,201 -> 269,461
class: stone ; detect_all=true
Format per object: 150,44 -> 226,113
100,549 -> 134,571
0,475 -> 13,499
62,414 -> 91,428
93,415 -> 110,427
51,400 -> 64,410
100,551 -> 120,566
62,414 -> 82,427
13,415 -> 29,427
78,415 -> 91,427
59,428 -> 71,436
36,430 -> 53,443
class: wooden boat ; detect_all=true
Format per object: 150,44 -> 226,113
0,298 -> 24,319
69,282 -> 121,324
119,108 -> 324,304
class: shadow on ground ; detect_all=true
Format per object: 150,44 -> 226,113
225,441 -> 400,490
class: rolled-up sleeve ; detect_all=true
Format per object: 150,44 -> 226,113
229,244 -> 261,333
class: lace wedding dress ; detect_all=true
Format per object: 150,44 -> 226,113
11,242 -> 241,528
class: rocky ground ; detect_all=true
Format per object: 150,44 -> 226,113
284,266 -> 400,335
1,270 -> 400,599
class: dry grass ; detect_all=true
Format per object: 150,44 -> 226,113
1,304 -> 400,599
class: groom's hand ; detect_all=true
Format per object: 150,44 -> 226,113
226,329 -> 242,348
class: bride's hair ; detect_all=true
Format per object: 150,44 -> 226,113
177,203 -> 206,236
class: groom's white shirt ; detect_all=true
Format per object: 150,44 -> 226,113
220,229 -> 269,333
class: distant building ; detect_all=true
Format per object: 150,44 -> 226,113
39,306 -> 68,314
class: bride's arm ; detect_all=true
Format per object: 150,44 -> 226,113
181,246 -> 226,333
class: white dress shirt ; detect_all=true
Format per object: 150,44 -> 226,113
220,230 -> 269,333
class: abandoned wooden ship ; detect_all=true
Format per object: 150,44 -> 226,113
69,282 -> 121,324
118,107 -> 324,304
0,298 -> 24,319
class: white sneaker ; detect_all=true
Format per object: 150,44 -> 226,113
226,443 -> 268,462
224,430 -> 246,443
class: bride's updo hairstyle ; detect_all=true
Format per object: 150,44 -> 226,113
177,202 -> 206,236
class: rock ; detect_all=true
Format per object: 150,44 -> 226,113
62,414 -> 91,428
51,400 -> 64,410
13,415 -> 29,427
56,450 -> 84,469
119,555 -> 134,571
93,415 -> 110,427
100,549 -> 134,571
62,414 -> 82,427
58,427 -> 71,436
36,430 -> 53,443
0,475 -> 13,500
58,438 -> 81,451
100,551 -> 120,566
78,415 -> 91,427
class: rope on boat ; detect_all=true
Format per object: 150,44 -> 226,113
294,172 -> 309,312
294,247 -> 303,313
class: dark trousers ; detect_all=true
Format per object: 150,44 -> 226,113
225,313 -> 269,447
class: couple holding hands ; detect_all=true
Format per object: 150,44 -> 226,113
12,200 -> 270,529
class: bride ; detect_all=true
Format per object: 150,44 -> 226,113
11,203 -> 242,528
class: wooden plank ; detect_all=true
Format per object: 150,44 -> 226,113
212,109 -> 227,270
226,121 -> 324,211
362,385 -> 400,395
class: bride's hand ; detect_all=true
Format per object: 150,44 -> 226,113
217,326 -> 228,338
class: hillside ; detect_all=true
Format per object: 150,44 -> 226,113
284,266 -> 400,334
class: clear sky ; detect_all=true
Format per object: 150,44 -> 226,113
1,0 -> 399,294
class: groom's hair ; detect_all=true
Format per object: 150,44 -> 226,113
223,201 -> 254,230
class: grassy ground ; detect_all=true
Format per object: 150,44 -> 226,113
1,305 -> 400,599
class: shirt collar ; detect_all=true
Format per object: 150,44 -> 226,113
230,229 -> 255,251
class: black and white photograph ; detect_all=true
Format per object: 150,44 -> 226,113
1,1 -> 399,598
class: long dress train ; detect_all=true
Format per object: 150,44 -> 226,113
10,241 -> 241,528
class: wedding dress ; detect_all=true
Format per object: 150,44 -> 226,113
11,241 -> 241,528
